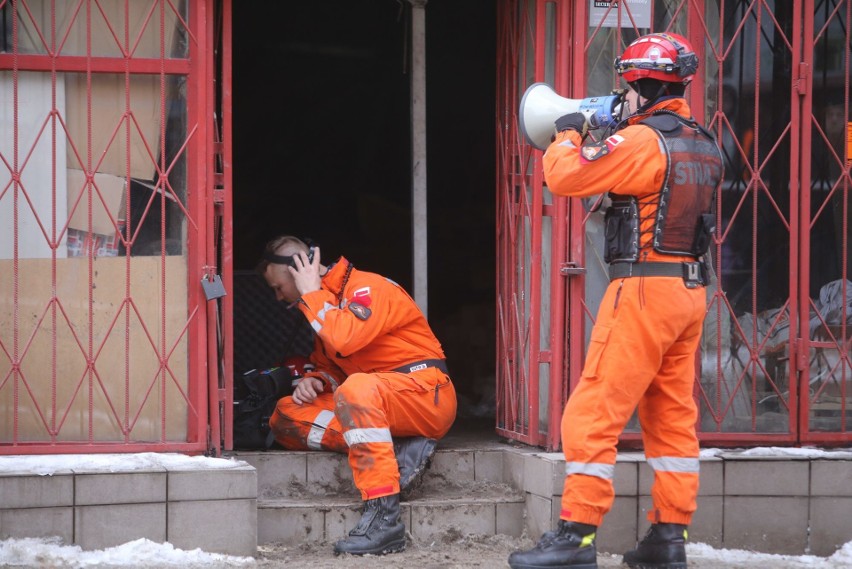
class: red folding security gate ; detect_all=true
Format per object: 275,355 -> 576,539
497,0 -> 852,450
0,0 -> 233,455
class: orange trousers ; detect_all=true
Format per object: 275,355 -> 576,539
560,275 -> 705,527
270,368 -> 456,500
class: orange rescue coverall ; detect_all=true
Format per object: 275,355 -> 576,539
543,98 -> 709,527
269,257 -> 457,500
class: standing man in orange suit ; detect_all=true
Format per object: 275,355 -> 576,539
510,32 -> 723,569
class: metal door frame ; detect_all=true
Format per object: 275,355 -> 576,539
496,0 -> 852,449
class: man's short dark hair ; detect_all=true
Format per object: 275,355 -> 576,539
256,235 -> 308,275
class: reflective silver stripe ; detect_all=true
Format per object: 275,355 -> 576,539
316,301 -> 337,322
343,427 -> 393,446
307,410 -> 334,450
632,56 -> 675,66
565,461 -> 614,480
312,301 -> 341,332
317,371 -> 339,391
647,456 -> 700,473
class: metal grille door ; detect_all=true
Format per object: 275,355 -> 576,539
0,0 -> 222,454
496,0 -> 852,448
496,0 -> 571,449
800,1 -> 852,442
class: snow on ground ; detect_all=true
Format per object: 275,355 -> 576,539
699,446 -> 852,459
4,447 -> 851,477
687,541 -> 852,567
0,537 -> 253,567
1,449 -> 851,567
1,536 -> 851,568
0,452 -> 250,475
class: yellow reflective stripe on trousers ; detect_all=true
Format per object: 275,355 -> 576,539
343,427 -> 393,446
565,461 -> 614,480
307,410 -> 334,450
646,456 -> 700,473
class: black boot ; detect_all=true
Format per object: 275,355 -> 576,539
333,494 -> 406,556
622,523 -> 688,569
394,436 -> 437,499
508,520 -> 598,569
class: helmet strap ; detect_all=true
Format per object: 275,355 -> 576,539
630,79 -> 670,108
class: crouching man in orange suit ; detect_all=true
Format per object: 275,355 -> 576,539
258,235 -> 457,556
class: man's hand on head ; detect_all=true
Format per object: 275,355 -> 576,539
289,247 -> 322,297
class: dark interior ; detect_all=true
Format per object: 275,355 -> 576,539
231,1 -> 498,432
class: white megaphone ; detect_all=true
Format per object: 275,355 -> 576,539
519,82 -> 623,150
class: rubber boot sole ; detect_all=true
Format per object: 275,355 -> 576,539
624,561 -> 686,569
508,561 -> 597,569
333,537 -> 406,556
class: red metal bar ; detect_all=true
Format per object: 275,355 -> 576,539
523,0 -> 545,447
0,53 -> 190,74
795,0 -> 810,442
219,0 -> 234,452
563,0 -> 589,451
496,0 -> 547,446
544,2 -> 571,451
199,0 -> 220,456
495,0 -> 520,441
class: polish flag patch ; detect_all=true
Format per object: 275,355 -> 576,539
581,134 -> 625,163
352,286 -> 372,307
605,134 -> 625,149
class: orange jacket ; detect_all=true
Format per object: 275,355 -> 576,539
543,98 -> 696,263
296,257 -> 446,390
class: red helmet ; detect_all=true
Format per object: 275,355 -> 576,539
614,32 -> 698,85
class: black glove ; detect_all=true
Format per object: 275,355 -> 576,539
555,112 -> 587,133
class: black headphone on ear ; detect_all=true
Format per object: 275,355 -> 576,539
302,237 -> 317,263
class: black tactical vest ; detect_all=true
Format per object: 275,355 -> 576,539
603,112 -> 723,263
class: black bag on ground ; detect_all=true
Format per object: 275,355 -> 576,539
233,366 -> 293,450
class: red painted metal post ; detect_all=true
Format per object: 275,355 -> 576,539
544,2 -> 571,452
220,0 -> 235,452
565,0 -> 589,434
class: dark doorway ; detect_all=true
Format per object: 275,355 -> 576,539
231,1 -> 497,426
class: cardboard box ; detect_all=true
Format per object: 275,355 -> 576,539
66,169 -> 126,236
0,72 -> 69,260
66,227 -> 122,258
15,1 -> 180,59
64,73 -> 161,181
15,1 -> 175,181
0,256 -> 189,441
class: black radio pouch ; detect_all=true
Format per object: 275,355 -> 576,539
233,367 -> 293,450
604,197 -> 640,263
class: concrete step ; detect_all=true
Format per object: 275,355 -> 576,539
234,439 -> 526,545
256,485 -> 525,545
